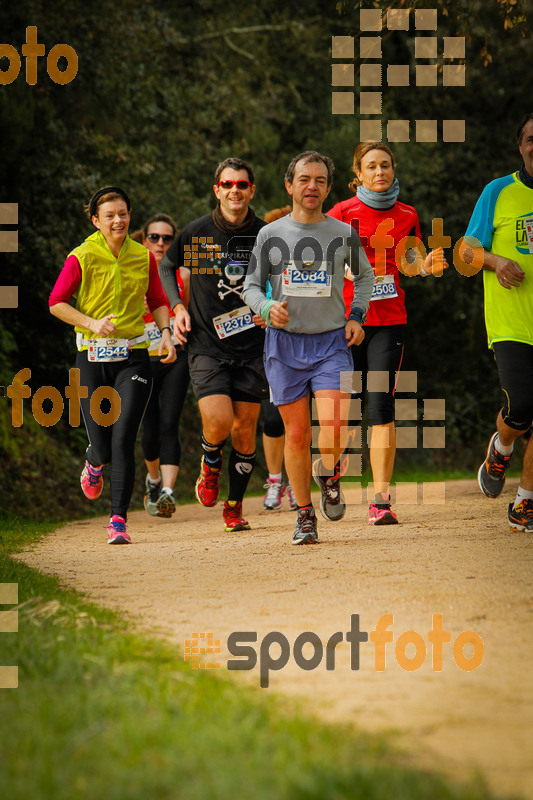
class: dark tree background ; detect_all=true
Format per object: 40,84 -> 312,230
0,0 -> 530,517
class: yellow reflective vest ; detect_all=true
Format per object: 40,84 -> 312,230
70,231 -> 150,346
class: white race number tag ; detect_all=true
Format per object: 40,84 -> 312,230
145,321 -> 162,349
524,215 -> 533,254
87,339 -> 129,362
371,274 -> 398,301
213,305 -> 255,339
144,320 -> 178,354
282,261 -> 332,297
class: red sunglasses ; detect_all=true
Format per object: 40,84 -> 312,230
217,180 -> 252,190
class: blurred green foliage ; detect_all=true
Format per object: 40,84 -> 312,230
0,0 -> 530,516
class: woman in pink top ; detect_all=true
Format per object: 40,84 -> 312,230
49,187 -> 175,544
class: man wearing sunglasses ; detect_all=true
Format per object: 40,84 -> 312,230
159,157 -> 267,533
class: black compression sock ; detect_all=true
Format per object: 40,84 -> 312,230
201,434 -> 226,468
228,449 -> 256,501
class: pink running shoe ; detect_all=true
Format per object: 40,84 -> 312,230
368,493 -> 398,526
107,515 -> 131,545
80,461 -> 103,500
286,483 -> 298,512
263,478 -> 286,510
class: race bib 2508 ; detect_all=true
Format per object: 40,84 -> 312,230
370,274 -> 398,301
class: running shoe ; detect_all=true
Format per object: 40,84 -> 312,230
508,499 -> 533,532
80,461 -> 103,500
195,455 -> 222,507
223,500 -> 250,532
369,494 -> 398,525
286,483 -> 298,511
263,478 -> 286,510
144,474 -> 161,516
292,507 -> 318,545
107,515 -> 131,545
478,432 -> 512,498
157,488 -> 176,518
312,459 -> 346,522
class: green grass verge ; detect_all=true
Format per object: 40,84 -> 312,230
0,516 -> 499,800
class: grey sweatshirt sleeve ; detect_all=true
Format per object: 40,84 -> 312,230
348,236 -> 374,320
243,228 -> 271,317
158,246 -> 182,310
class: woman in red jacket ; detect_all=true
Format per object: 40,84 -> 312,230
328,143 -> 446,525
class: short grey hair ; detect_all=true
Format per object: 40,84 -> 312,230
284,150 -> 334,187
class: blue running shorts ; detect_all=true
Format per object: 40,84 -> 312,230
265,327 -> 352,406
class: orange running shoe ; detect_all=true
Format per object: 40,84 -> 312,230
508,499 -> 533,532
478,433 -> 512,498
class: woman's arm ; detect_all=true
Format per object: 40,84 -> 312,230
50,302 -> 118,336
151,305 -> 176,363
420,247 -> 449,276
179,267 -> 191,308
49,254 -> 119,336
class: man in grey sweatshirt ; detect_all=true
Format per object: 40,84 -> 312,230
244,150 -> 374,544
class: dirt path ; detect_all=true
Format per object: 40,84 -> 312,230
18,480 -> 533,799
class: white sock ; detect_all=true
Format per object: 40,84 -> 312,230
162,486 -> 173,494
269,472 -> 283,483
494,435 -> 513,456
148,476 -> 161,486
514,486 -> 533,508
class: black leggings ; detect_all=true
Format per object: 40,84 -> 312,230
76,349 -> 152,519
351,325 -> 405,425
261,398 -> 285,438
493,341 -> 533,430
141,351 -> 190,465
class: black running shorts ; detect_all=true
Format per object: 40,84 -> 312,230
493,341 -> 533,430
188,351 -> 268,403
351,325 -> 405,425
262,398 -> 285,438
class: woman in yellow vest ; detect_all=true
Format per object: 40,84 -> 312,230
49,186 -> 176,544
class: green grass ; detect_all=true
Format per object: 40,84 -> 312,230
0,516 -> 501,800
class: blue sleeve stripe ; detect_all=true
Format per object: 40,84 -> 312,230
465,175 -> 515,250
